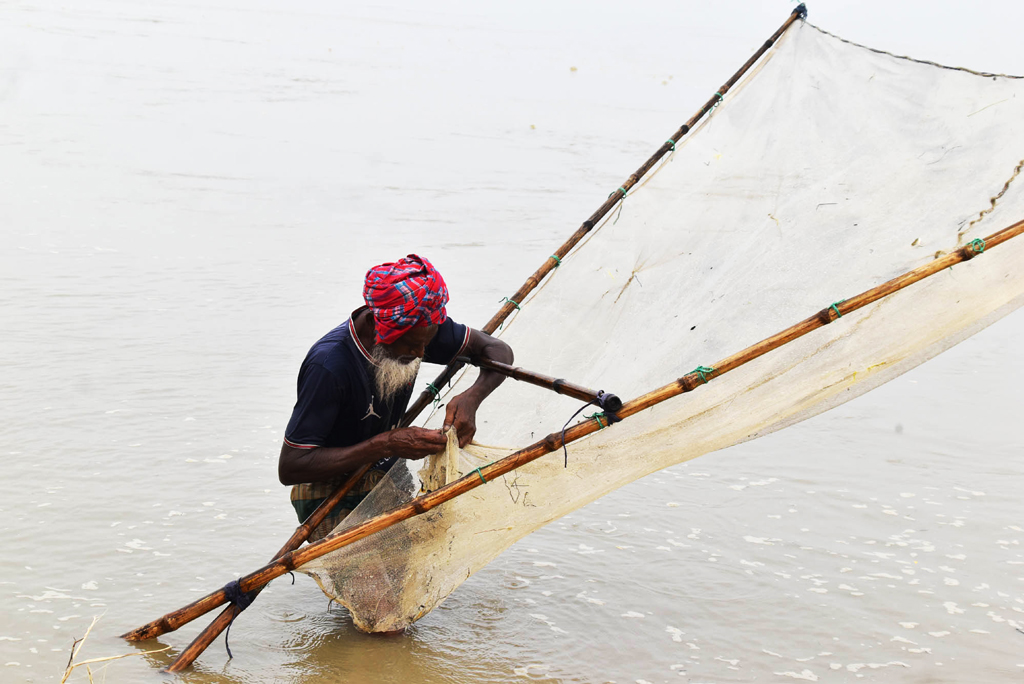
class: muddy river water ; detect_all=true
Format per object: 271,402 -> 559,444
2,2 -> 1023,682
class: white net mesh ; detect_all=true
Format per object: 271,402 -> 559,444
299,21 -> 1024,632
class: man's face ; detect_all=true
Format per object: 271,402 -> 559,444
380,324 -> 438,364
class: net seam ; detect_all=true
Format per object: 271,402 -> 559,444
806,23 -> 1024,80
961,157 -> 1024,238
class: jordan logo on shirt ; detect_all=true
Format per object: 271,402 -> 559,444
362,397 -> 381,421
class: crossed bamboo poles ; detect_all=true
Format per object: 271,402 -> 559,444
127,4 -> 820,669
129,214 -> 1023,662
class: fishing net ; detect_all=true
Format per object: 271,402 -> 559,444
298,21 -> 1024,632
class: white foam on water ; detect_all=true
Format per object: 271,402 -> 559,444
773,669 -> 818,680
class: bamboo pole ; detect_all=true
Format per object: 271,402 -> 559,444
123,216 -> 1023,642
401,3 -> 809,424
125,462 -> 372,655
456,356 -> 622,412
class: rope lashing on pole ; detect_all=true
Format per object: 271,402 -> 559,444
498,297 -> 522,329
968,238 -> 986,254
692,366 -> 716,384
710,91 -> 725,113
220,581 -> 254,659
611,186 -> 629,224
585,412 -> 616,429
426,383 -> 442,408
830,300 -> 846,319
597,391 -> 621,412
560,391 -> 622,466
549,254 -> 562,266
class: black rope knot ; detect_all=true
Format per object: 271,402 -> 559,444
560,391 -> 622,467
795,3 -> 808,19
222,579 -> 256,659
224,580 -> 254,611
596,390 -> 623,415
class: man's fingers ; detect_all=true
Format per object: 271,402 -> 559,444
442,404 -> 460,434
421,429 -> 448,446
400,427 -> 448,454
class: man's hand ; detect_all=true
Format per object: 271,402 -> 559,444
385,426 -> 449,460
443,392 -> 481,447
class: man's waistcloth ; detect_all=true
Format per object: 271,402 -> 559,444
290,467 -> 389,543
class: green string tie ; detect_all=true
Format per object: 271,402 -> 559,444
426,382 -> 441,407
609,186 -> 628,199
498,297 -> 521,330
549,254 -> 562,266
709,91 -> 724,113
968,238 -> 986,254
473,467 -> 487,484
692,366 -> 716,384
584,412 -> 608,430
666,139 -> 676,151
830,299 -> 847,319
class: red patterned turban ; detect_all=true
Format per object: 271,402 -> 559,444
363,254 -> 449,345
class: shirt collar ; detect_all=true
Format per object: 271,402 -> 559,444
349,307 -> 379,367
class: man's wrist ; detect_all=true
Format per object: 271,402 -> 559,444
459,385 -> 487,407
372,431 -> 394,459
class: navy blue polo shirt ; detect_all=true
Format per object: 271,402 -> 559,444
284,308 -> 469,462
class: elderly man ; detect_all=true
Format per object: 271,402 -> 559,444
279,254 -> 513,540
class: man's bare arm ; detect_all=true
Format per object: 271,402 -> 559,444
442,329 -> 513,446
278,427 -> 447,485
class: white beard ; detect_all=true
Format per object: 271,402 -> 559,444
371,346 -> 421,403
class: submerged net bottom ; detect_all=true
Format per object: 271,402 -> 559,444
302,439 -> 516,632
